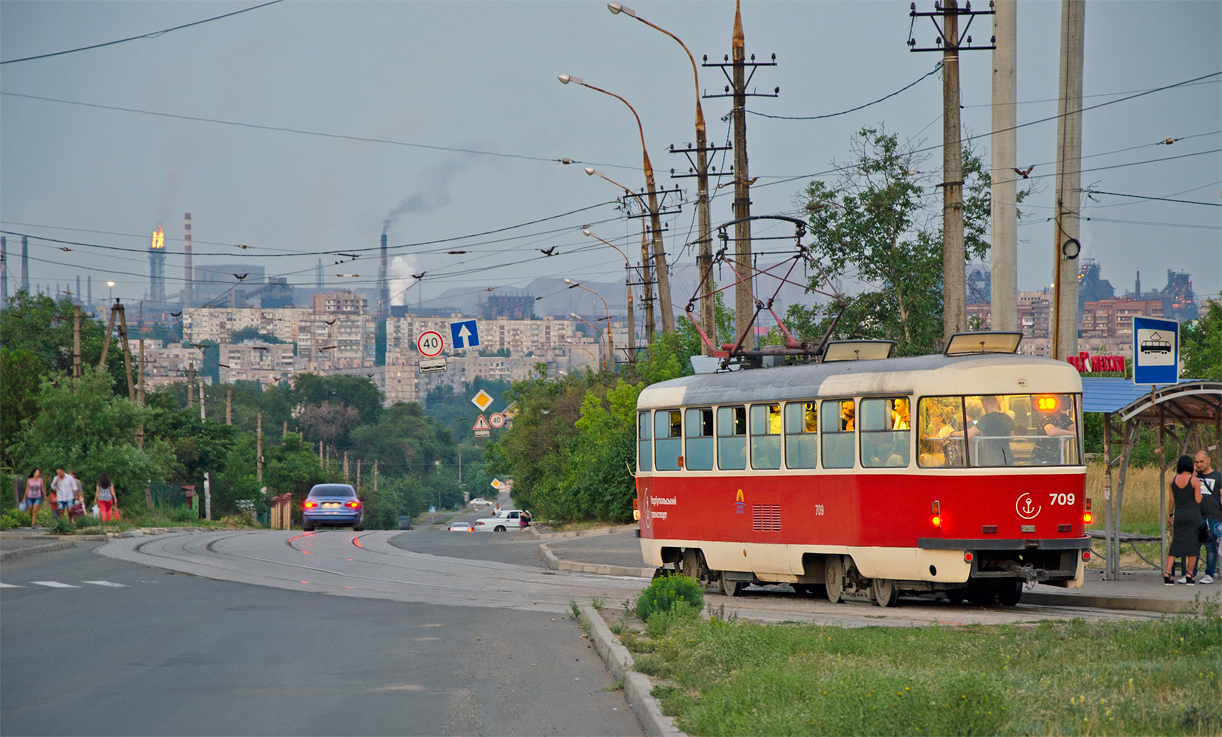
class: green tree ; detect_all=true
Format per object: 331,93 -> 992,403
6,367 -> 175,499
788,127 -> 1009,356
1182,300 -> 1221,380
291,373 -> 384,426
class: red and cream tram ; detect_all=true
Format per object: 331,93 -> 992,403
635,335 -> 1090,607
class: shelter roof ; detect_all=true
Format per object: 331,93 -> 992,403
1081,377 -> 1220,424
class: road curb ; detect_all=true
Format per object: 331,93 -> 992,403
530,524 -> 638,541
538,542 -> 653,578
1024,590 -> 1217,615
0,540 -> 75,561
582,605 -> 686,737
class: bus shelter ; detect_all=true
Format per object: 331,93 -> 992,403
1082,378 -> 1222,580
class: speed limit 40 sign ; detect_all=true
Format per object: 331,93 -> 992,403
417,330 -> 444,357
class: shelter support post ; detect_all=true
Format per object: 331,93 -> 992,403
1103,413 -> 1113,580
1158,404 -> 1167,567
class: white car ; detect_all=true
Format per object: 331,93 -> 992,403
469,498 -> 492,508
474,509 -> 522,532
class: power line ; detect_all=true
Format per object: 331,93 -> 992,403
748,63 -> 943,120
1084,189 -> 1221,207
0,91 -> 638,171
0,0 -> 286,65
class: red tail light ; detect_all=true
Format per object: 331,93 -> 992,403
1084,498 -> 1092,524
345,501 -> 360,508
303,501 -> 318,509
1082,550 -> 1091,561
931,500 -> 941,528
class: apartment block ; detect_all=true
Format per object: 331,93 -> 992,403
1080,298 -> 1164,342
219,343 -> 297,387
141,343 -> 204,390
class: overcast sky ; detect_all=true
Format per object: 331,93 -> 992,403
2,0 -> 1218,314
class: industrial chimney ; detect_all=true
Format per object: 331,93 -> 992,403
21,236 -> 30,292
183,213 -> 193,309
379,233 -> 389,320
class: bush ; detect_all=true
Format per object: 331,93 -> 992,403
0,510 -> 32,530
635,574 -> 705,622
47,516 -> 74,535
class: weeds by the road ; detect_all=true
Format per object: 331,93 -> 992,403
0,506 -> 257,533
623,606 -> 1219,736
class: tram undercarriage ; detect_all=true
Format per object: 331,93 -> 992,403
651,543 -> 1086,608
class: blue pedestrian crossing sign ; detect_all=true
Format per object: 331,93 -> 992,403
450,319 -> 480,349
1133,316 -> 1178,385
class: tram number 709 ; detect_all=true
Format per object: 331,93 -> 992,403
1049,493 -> 1076,505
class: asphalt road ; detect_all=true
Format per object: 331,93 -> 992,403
0,542 -> 643,737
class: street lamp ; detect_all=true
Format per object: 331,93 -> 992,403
608,3 -> 715,351
569,312 -> 607,371
558,74 -> 674,333
107,280 -> 115,303
583,228 -> 638,362
584,167 -> 656,343
564,338 -> 598,367
565,279 -> 613,370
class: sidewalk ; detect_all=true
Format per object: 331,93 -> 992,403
538,527 -> 1219,615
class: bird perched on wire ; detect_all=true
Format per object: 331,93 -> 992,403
539,247 -> 558,256
485,287 -> 495,292
1013,165 -> 1035,179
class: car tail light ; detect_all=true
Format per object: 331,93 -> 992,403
345,501 -> 360,508
475,520 -> 485,526
303,501 -> 318,509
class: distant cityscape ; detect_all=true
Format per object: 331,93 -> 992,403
1,223 -> 1214,401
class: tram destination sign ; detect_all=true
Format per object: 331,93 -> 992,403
1132,317 -> 1179,385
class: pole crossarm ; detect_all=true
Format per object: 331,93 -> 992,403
907,2 -> 997,52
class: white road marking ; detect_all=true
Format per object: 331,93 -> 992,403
0,582 -> 22,588
31,581 -> 79,588
83,580 -> 127,587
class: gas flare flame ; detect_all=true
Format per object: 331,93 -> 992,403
151,226 -> 165,250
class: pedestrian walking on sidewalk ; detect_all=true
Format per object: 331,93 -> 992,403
51,469 -> 76,520
1194,450 -> 1221,584
1165,455 -> 1203,585
22,469 -> 43,527
95,473 -> 118,522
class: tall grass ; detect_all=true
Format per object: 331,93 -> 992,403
1085,463 -> 1167,530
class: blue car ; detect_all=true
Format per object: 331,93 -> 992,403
301,484 -> 364,531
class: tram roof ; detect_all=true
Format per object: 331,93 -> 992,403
638,353 -> 1078,409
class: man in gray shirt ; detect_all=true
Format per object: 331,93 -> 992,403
1195,450 -> 1222,584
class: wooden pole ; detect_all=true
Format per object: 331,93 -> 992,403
356,458 -> 361,493
1158,404 -> 1167,567
73,306 -> 82,388
98,303 -> 117,369
257,412 -> 263,486
226,386 -> 232,425
117,305 -> 136,402
1103,413 -> 1113,580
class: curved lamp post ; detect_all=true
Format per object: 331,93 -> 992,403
608,3 -> 714,351
569,311 -> 608,371
564,337 -> 598,367
558,74 -> 674,333
583,228 -> 639,362
565,279 -> 613,370
584,167 -> 656,343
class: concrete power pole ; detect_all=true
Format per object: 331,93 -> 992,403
257,412 -> 264,487
990,0 -> 1018,331
908,1 -> 995,345
1052,0 -> 1085,360
226,386 -> 233,425
731,3 -> 755,351
73,306 -> 82,388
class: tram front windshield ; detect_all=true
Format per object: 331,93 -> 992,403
917,393 -> 1082,468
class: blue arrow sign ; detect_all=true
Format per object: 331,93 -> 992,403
450,319 -> 480,349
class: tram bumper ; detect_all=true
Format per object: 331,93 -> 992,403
918,536 -> 1089,587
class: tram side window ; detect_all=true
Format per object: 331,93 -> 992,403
654,410 -> 682,471
717,406 -> 747,471
917,397 -> 966,468
637,411 -> 652,472
861,397 -> 911,468
820,399 -> 856,469
784,402 -> 818,469
749,404 -> 782,470
685,408 -> 714,471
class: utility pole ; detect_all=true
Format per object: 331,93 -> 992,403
372,460 -> 378,494
1051,0 -> 1085,360
356,458 -> 362,493
199,381 -> 206,420
343,451 -> 349,481
226,386 -> 233,425
98,302 -> 118,368
117,304 -> 136,402
990,0 -> 1018,331
73,306 -> 82,389
186,364 -> 194,410
256,412 -> 264,487
909,1 -> 995,345
704,1 -> 777,351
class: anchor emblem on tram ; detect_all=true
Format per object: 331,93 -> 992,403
1015,491 -> 1041,520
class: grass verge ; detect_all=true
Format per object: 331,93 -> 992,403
627,609 -> 1220,736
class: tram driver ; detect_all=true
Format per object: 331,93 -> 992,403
1037,401 -> 1077,465
952,395 -> 1015,466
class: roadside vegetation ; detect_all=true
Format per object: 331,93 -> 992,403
614,577 -> 1219,736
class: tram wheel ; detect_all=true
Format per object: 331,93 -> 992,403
719,572 -> 744,597
870,577 -> 899,607
825,555 -> 845,603
997,580 -> 1023,607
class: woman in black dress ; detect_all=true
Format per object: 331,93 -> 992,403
1165,454 -> 1203,585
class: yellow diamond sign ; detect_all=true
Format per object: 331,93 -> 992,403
471,389 -> 494,412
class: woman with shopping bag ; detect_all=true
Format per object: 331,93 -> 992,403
95,472 -> 118,522
22,469 -> 44,527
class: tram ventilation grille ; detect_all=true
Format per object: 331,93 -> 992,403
752,504 -> 781,532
